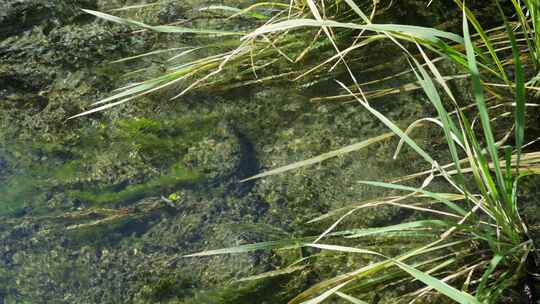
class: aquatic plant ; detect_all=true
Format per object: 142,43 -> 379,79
185,2 -> 540,303
69,162 -> 201,206
76,0 -> 540,303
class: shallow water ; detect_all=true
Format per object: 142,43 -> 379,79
2,1 -> 527,303
0,10 -> 436,304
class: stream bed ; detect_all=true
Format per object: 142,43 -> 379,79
2,1 -> 540,303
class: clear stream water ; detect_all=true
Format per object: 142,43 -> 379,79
2,1 -> 537,303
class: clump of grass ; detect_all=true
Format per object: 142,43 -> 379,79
184,2 -> 540,304
76,0 -> 540,303
70,0 -> 384,118
73,0 -> 539,117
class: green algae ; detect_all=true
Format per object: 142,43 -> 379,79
0,160 -> 72,216
53,160 -> 84,182
0,113 -> 219,215
69,163 -> 202,206
0,172 -> 45,216
137,273 -> 195,302
114,114 -> 221,166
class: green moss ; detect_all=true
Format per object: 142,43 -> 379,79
53,160 -> 83,182
179,277 -> 299,304
0,163 -> 59,216
137,274 -> 195,302
69,163 -> 202,206
114,115 -> 220,166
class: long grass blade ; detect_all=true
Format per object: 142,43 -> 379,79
337,81 -> 435,165
199,5 -> 268,20
83,9 -> 245,36
393,259 -> 481,304
462,7 -> 508,199
184,240 -> 298,257
243,19 -> 464,44
345,220 -> 449,239
496,1 -> 526,174
358,180 -> 467,216
236,265 -> 306,282
241,132 -> 394,182
335,292 -> 370,304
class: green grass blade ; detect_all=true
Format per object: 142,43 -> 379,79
358,180 -> 468,216
236,265 -> 306,282
496,1 -> 526,173
335,292 -> 370,304
306,243 -> 382,256
392,260 -> 481,304
337,82 -> 435,165
82,9 -> 245,36
476,253 -> 504,300
345,220 -> 449,238
111,47 -> 189,63
342,0 -> 370,23
409,48 -> 464,176
462,7 -> 507,199
302,281 -> 352,304
509,0 -> 538,69
184,228 -> 382,257
183,240 -> 300,257
241,132 -> 394,182
244,19 -> 464,44
199,5 -> 268,20
453,0 -> 510,85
